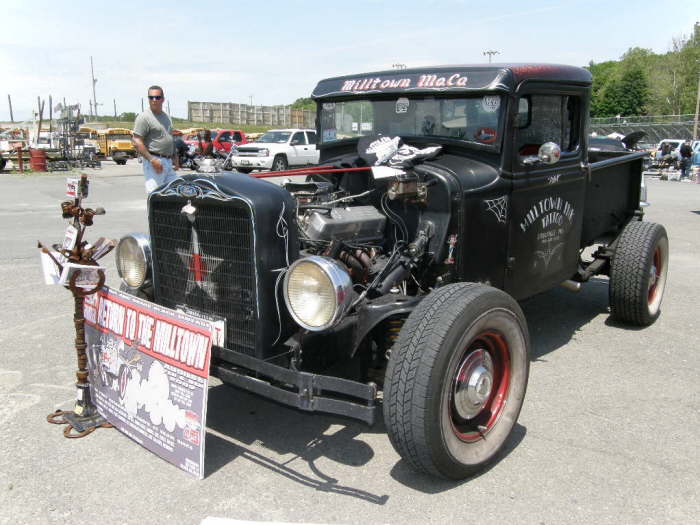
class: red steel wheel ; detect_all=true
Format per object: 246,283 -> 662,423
449,332 -> 511,442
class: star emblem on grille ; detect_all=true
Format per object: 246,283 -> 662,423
176,224 -> 224,298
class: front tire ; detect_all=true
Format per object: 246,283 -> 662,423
609,221 -> 669,326
271,155 -> 288,171
384,283 -> 530,479
118,365 -> 132,399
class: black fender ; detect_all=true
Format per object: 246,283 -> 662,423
351,295 -> 423,357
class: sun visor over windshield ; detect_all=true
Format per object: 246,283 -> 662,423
312,68 -> 512,99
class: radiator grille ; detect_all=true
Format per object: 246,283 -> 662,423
150,199 -> 257,355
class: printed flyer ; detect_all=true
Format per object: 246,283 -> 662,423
83,287 -> 214,479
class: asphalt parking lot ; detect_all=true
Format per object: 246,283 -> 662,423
0,161 -> 698,524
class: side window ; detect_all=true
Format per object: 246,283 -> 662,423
218,132 -> 231,142
232,132 -> 242,142
291,132 -> 307,145
306,131 -> 317,144
516,95 -> 580,160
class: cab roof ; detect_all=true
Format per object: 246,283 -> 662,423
312,63 -> 592,99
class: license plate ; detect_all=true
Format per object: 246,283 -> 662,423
240,159 -> 250,165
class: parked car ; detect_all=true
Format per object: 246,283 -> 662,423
116,63 -> 668,480
690,141 -> 700,180
653,139 -> 684,160
182,129 -> 248,154
212,129 -> 247,152
230,129 -> 319,172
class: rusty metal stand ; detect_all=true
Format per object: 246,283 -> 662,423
41,173 -> 114,438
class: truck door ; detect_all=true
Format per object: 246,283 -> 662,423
290,131 -> 309,166
305,131 -> 319,164
505,89 -> 587,299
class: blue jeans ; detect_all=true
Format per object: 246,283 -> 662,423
143,156 -> 177,193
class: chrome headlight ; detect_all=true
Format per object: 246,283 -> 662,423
284,256 -> 353,332
116,233 -> 152,288
257,148 -> 269,157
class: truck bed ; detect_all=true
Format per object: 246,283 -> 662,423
581,151 -> 646,246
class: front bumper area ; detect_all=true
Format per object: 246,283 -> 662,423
211,345 -> 378,425
231,155 -> 273,170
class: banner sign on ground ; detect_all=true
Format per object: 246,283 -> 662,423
83,287 -> 214,479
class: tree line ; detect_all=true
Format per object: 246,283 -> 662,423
588,22 -> 699,117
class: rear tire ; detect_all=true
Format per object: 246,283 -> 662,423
237,168 -> 253,174
271,155 -> 288,171
118,365 -> 131,399
609,221 -> 669,326
383,283 -> 530,479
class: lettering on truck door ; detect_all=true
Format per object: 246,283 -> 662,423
505,91 -> 587,299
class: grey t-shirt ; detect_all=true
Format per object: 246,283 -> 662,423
133,109 -> 174,157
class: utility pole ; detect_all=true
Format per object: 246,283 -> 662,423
90,56 -> 98,117
113,99 -> 117,118
89,100 -> 93,117
694,60 -> 700,140
141,98 -> 144,112
7,94 -> 14,123
37,97 -> 45,144
167,100 -> 171,116
49,95 -> 53,137
483,50 -> 500,63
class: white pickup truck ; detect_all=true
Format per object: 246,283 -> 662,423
231,128 -> 320,173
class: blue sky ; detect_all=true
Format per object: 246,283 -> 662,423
1,0 -> 697,121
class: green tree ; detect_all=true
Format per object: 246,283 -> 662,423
119,112 -> 137,121
290,97 -> 315,110
587,24 -> 699,117
588,60 -> 620,117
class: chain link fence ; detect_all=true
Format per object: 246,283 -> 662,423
590,114 -> 698,142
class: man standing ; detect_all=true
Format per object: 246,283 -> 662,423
679,140 -> 692,181
133,86 -> 179,193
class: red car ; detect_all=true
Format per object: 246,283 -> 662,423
184,129 -> 248,154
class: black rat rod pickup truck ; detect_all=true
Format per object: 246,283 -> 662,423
115,64 -> 669,480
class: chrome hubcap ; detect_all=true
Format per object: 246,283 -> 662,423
453,349 -> 494,420
649,264 -> 657,289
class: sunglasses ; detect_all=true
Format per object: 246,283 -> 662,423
148,95 -> 163,100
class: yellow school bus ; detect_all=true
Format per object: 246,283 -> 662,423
97,128 -> 135,164
78,127 -> 102,154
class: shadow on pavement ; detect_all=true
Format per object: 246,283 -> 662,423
520,277 -> 610,360
205,384 -> 389,504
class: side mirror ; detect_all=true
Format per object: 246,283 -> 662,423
538,142 -> 561,164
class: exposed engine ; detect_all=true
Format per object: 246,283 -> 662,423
283,162 -> 437,298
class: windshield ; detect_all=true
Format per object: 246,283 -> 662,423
109,134 -> 132,141
258,131 -> 291,143
319,95 -> 504,149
